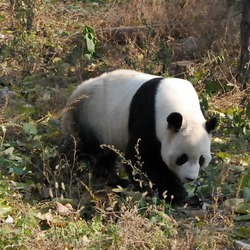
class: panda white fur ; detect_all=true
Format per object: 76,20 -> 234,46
61,69 -> 217,203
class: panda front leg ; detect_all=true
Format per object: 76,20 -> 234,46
143,163 -> 188,204
125,137 -> 188,204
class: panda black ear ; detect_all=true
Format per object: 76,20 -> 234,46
205,117 -> 217,133
167,112 -> 183,132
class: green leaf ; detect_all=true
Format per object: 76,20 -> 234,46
85,34 -> 95,53
223,198 -> 244,211
112,186 -> 124,193
196,221 -> 206,227
243,187 -> 250,202
231,165 -> 245,173
205,80 -> 222,93
235,227 -> 250,239
184,183 -> 196,197
234,214 -> 250,221
52,57 -> 62,63
84,53 -> 91,60
0,15 -> 6,22
22,123 -> 37,135
217,151 -> 230,160
10,166 -> 27,175
3,147 -> 23,162
83,25 -> 97,55
235,202 -> 250,214
239,172 -> 250,189
3,147 -> 14,156
0,125 -> 7,134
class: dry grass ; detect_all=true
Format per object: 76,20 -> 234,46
88,0 -> 239,44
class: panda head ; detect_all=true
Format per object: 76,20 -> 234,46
162,112 -> 217,183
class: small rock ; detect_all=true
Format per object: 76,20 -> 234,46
4,215 -> 14,224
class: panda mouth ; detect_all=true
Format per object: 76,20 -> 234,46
185,177 -> 196,182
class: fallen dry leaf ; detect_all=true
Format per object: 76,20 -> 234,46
55,202 -> 73,216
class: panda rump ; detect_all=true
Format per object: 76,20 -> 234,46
61,69 -> 217,203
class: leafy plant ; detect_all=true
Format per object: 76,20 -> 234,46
238,171 -> 250,202
224,106 -> 250,135
83,25 -> 98,59
13,0 -> 35,32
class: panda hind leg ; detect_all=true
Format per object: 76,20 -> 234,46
76,128 -> 128,188
94,148 -> 129,188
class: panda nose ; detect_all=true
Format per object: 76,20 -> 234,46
185,177 -> 195,182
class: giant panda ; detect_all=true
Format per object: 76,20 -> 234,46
61,69 -> 217,203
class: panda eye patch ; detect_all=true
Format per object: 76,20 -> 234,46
176,154 -> 188,165
199,155 -> 205,166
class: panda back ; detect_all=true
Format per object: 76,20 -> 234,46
72,70 -> 156,151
